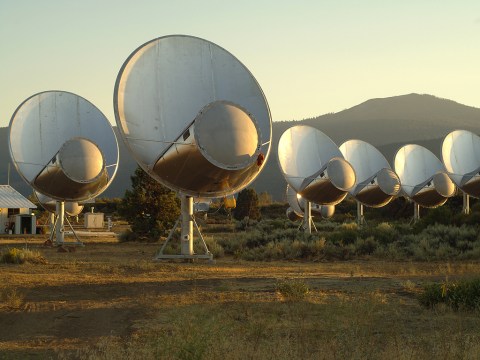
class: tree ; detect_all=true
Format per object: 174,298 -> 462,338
258,191 -> 273,206
233,188 -> 261,221
118,167 -> 180,238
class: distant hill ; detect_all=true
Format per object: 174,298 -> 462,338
2,93 -> 480,201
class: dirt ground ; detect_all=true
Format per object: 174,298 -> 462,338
1,235 -> 480,359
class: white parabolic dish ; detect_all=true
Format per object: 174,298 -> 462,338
35,191 -> 84,217
340,139 -> 400,208
114,35 -> 272,197
285,185 -> 334,220
277,125 -> 355,205
394,144 -> 455,208
9,91 -> 119,201
442,130 -> 480,198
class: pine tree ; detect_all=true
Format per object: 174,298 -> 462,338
233,188 -> 261,221
118,167 -> 180,238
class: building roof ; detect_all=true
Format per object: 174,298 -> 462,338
0,185 -> 37,209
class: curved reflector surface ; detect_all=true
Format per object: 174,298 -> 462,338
9,91 -> 119,201
114,35 -> 271,197
442,130 -> 480,198
278,125 -> 355,205
340,139 -> 400,208
285,184 -> 334,220
394,144 -> 455,207
35,191 -> 84,216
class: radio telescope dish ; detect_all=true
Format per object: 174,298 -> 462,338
9,91 -> 118,245
35,191 -> 84,217
278,125 -> 355,206
442,130 -> 480,198
394,144 -> 455,208
340,140 -> 400,208
114,35 -> 271,199
114,35 -> 271,260
9,91 -> 119,202
286,184 -> 334,220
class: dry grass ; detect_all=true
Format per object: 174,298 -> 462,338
0,237 -> 479,359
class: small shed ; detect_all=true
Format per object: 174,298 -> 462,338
0,185 -> 37,234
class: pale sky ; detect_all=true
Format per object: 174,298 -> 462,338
1,0 -> 479,127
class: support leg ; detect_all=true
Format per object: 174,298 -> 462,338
413,203 -> 420,223
463,193 -> 470,215
157,217 -> 181,256
49,215 -> 58,242
181,195 -> 194,256
357,202 -> 365,226
55,201 -> 65,245
64,216 -> 83,245
155,195 -> 212,261
303,201 -> 312,234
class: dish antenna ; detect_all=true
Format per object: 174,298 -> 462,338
340,140 -> 401,225
114,35 -> 271,260
442,130 -> 480,214
35,190 -> 84,243
9,91 -> 119,244
286,185 -> 334,232
277,125 -> 355,206
35,191 -> 84,217
394,144 -> 455,221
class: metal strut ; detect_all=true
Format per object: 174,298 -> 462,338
49,201 -> 84,246
357,201 -> 366,226
298,200 -> 317,233
155,195 -> 213,261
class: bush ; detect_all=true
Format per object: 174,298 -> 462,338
419,278 -> 480,311
275,278 -> 309,302
0,248 -> 47,264
1,288 -> 25,309
353,236 -> 377,255
118,229 -> 140,242
419,206 -> 454,227
198,237 -> 225,258
327,223 -> 358,245
363,222 -> 399,246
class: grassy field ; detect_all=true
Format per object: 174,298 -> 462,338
0,235 -> 480,359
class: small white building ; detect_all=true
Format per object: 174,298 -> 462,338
0,185 -> 37,234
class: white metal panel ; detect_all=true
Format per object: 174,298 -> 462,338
9,91 -> 119,201
35,191 -> 84,216
277,125 -> 342,191
340,139 -> 400,207
340,140 -> 390,191
114,35 -> 271,170
442,130 -> 480,187
114,35 -> 271,197
0,185 -> 36,209
286,184 -> 303,215
394,144 -> 445,197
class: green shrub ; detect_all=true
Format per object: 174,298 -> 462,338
354,236 -> 377,255
199,237 -> 225,258
419,278 -> 480,311
118,229 -> 140,242
1,288 -> 25,309
275,278 -> 309,302
419,206 -> 454,227
322,242 -> 350,260
422,225 -> 477,248
362,222 -> 399,246
327,223 -> 358,245
0,248 -> 47,265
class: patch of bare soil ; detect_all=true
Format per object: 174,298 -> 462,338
0,238 -> 479,359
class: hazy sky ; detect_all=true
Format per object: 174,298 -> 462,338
1,1 -> 479,127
